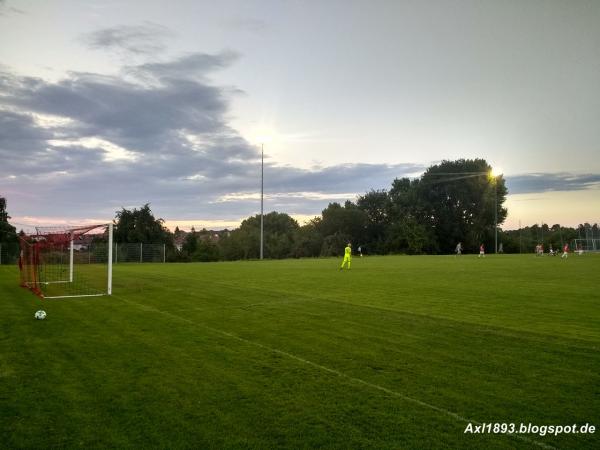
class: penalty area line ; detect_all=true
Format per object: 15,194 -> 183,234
115,295 -> 557,450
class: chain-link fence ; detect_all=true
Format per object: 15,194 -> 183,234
1,242 -> 168,265
114,243 -> 166,263
573,239 -> 600,252
0,242 -> 19,265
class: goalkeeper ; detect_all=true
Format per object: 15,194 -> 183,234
340,243 -> 352,270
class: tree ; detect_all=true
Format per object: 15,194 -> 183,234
0,197 -> 17,243
385,216 -> 435,254
416,159 -> 508,253
181,228 -> 199,256
194,238 -> 221,262
317,201 -> 368,252
356,190 -> 391,254
292,219 -> 323,257
220,228 -> 256,260
500,224 -> 583,253
220,212 -> 299,260
114,204 -> 174,246
320,232 -> 351,257
0,197 -> 19,264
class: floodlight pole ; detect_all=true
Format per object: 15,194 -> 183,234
260,143 -> 264,260
69,231 -> 74,282
107,223 -> 113,295
494,177 -> 498,254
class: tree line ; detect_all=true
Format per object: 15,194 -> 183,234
172,159 -> 508,260
115,159 -> 511,261
2,159 -> 597,263
500,222 -> 599,254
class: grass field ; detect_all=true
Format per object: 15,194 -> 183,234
1,254 -> 599,449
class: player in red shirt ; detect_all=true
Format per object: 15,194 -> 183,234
478,243 -> 485,258
561,243 -> 569,259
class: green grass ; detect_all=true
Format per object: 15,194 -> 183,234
1,254 -> 599,449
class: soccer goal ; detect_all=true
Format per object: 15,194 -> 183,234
19,223 -> 113,299
573,238 -> 600,253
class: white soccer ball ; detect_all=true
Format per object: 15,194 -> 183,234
34,310 -> 47,320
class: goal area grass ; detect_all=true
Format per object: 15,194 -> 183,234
1,254 -> 599,449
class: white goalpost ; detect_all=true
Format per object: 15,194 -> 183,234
19,223 -> 113,299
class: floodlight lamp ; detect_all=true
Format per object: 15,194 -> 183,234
490,167 -> 503,178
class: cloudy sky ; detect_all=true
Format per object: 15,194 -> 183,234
1,0 -> 599,230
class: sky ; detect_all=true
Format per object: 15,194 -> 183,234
1,0 -> 599,231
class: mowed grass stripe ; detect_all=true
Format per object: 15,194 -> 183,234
113,255 -> 600,342
114,294 -> 557,450
1,275 -> 510,449
114,256 -> 598,448
2,254 -> 599,449
162,284 -> 598,431
107,257 -> 598,448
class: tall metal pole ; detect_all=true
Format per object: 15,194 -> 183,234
260,143 -> 264,260
69,232 -> 74,282
494,177 -> 498,253
107,223 -> 113,295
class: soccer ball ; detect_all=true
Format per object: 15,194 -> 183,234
34,310 -> 47,320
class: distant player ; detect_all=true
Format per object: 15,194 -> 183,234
478,243 -> 485,258
455,242 -> 462,256
561,243 -> 569,259
340,243 -> 352,270
358,246 -> 363,257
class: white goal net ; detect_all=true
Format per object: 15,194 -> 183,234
19,223 -> 113,299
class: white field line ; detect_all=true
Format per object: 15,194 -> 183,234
115,295 -> 557,450
168,297 -> 310,313
43,293 -> 105,299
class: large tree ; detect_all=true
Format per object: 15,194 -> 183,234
114,204 -> 174,245
385,177 -> 437,253
292,219 -> 323,258
220,212 -> 299,260
316,201 -> 368,253
356,190 -> 391,254
415,159 -> 507,253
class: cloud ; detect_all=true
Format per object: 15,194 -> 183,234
224,17 -> 270,34
0,0 -> 25,16
128,50 -> 241,83
506,173 -> 600,194
80,22 -> 174,56
0,46 -> 420,226
10,25 -> 595,230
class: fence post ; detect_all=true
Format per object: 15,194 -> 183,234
163,244 -> 166,263
140,242 -> 143,263
69,232 -> 74,282
0,243 -> 2,265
